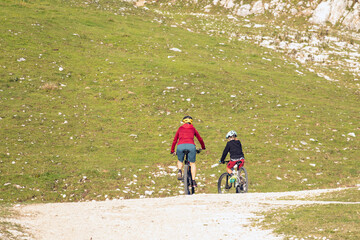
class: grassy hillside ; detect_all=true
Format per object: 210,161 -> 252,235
0,0 -> 359,204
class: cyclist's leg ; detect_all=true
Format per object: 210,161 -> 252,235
177,160 -> 183,171
227,161 -> 236,174
226,166 -> 232,174
190,162 -> 196,179
176,144 -> 186,175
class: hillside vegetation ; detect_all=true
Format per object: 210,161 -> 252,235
0,0 -> 359,204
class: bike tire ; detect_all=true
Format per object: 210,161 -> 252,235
190,181 -> 195,195
183,165 -> 191,195
218,172 -> 233,194
189,166 -> 195,195
238,167 -> 248,193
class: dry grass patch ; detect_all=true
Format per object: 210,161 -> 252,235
39,82 -> 59,91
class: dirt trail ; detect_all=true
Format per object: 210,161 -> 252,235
8,188 -> 355,240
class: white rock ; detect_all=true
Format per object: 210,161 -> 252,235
145,190 -> 153,195
211,163 -> 219,168
251,1 -> 264,15
290,8 -> 298,15
236,4 -> 251,17
169,48 -> 182,52
329,0 -> 348,25
342,3 -> 360,31
279,41 -> 288,49
309,1 -> 331,25
254,24 -> 265,28
313,54 -> 329,62
223,0 -> 235,9
348,132 -> 356,137
168,166 -> 177,171
288,42 -> 305,50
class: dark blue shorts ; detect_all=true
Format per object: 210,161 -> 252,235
176,144 -> 196,163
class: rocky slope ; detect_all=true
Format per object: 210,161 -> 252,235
132,0 -> 360,91
213,0 -> 360,31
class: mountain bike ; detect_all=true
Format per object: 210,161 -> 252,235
218,160 -> 248,194
180,149 -> 202,195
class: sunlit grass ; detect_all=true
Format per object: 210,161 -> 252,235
261,203 -> 360,240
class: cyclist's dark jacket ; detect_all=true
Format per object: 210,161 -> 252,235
220,140 -> 244,162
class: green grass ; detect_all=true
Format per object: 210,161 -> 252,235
278,188 -> 360,202
0,0 -> 359,203
260,188 -> 360,239
309,188 -> 360,202
262,204 -> 360,240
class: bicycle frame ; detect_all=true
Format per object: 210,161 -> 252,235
218,160 -> 248,194
183,150 -> 194,195
179,149 -> 202,195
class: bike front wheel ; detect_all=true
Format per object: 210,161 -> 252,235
218,173 -> 234,194
183,165 -> 194,195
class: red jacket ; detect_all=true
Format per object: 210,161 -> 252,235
171,124 -> 206,153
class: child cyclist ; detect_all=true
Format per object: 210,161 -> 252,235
171,116 -> 206,187
219,130 -> 245,183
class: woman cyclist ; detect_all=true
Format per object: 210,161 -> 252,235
171,116 -> 206,187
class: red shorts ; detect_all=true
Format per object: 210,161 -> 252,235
227,158 -> 245,169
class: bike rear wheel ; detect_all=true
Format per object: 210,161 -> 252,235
237,167 -> 248,193
218,172 -> 234,193
183,165 -> 194,195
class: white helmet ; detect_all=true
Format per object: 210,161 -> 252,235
226,130 -> 237,139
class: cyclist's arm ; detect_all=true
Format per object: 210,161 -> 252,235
194,129 -> 206,149
171,129 -> 180,153
220,143 -> 230,163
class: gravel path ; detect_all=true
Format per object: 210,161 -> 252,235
8,188 -> 353,240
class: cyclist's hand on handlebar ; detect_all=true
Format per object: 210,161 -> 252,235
196,148 -> 204,153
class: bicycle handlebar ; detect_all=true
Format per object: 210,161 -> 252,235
219,160 -> 230,164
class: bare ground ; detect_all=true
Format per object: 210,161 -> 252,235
6,188 -> 357,240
